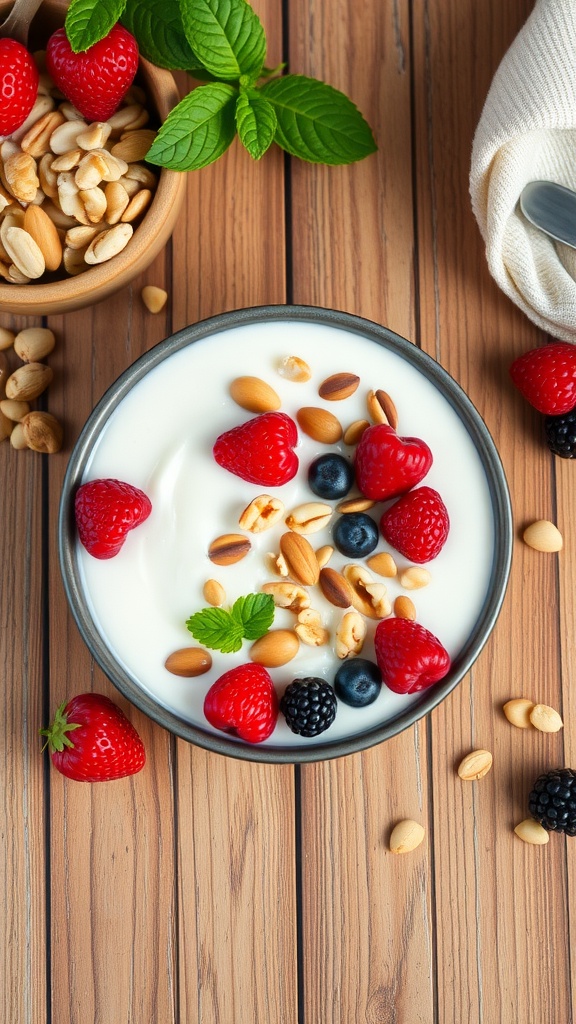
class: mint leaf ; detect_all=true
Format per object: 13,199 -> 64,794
146,83 -> 237,171
121,0 -> 204,71
261,75 -> 377,165
180,0 -> 266,81
65,0 -> 127,52
235,90 -> 276,160
230,593 -> 275,640
186,607 -> 244,653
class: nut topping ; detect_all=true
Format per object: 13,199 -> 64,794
279,532 -> 320,586
457,749 -> 493,781
295,608 -> 329,647
203,579 -> 226,606
277,355 -> 311,382
165,647 -> 212,677
285,501 -> 332,535
208,533 -> 251,566
335,611 -> 366,658
319,567 -> 355,608
229,375 -> 281,413
239,494 -> 285,533
249,629 -> 300,667
261,581 -> 310,613
318,372 -> 360,401
296,406 -> 343,444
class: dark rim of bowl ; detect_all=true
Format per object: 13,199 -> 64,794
58,304 -> 513,764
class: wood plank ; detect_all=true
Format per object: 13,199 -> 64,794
288,0 -> 436,1019
412,0 -> 572,1020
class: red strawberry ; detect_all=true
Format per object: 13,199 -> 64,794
374,618 -> 451,694
354,423 -> 432,501
46,25 -> 138,122
213,412 -> 299,487
510,341 -> 576,415
40,693 -> 146,782
380,485 -> 449,563
0,39 -> 39,136
75,478 -> 152,559
204,663 -> 279,743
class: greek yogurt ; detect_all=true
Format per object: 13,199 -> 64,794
74,317 -> 504,749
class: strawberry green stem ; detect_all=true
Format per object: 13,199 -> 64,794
39,702 -> 81,753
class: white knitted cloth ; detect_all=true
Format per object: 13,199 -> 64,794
470,0 -> 576,341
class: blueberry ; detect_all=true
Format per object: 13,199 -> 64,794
307,453 -> 354,499
332,512 -> 379,557
334,659 -> 382,707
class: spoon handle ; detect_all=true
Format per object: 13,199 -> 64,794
0,0 -> 44,45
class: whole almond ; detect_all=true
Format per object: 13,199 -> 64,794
277,355 -> 311,382
318,372 -> 360,401
457,749 -> 493,781
374,389 -> 398,429
523,520 -> 563,552
0,398 -> 30,422
343,419 -> 370,445
10,422 -> 27,449
229,375 -> 281,413
315,544 -> 334,569
13,326 -> 56,362
3,226 -> 45,279
336,496 -> 375,514
393,595 -> 416,620
529,704 -> 563,733
165,647 -> 212,677
389,819 -> 425,854
367,552 -> 397,577
366,389 -> 389,425
84,222 -> 133,264
280,532 -> 319,586
110,129 -> 157,163
319,567 -> 355,608
514,819 -> 549,845
5,363 -> 53,401
21,411 -> 63,453
121,188 -> 152,222
208,533 -> 251,565
503,698 -> 535,729
249,629 -> 300,667
22,206 -> 62,271
203,579 -> 226,606
296,406 -> 342,444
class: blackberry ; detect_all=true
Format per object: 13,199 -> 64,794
280,677 -> 337,737
544,409 -> 576,458
528,768 -> 576,836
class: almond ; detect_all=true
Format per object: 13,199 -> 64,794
280,532 -> 319,586
296,406 -> 342,444
393,595 -> 416,620
0,398 -> 30,422
202,579 -> 226,606
319,567 -> 355,608
399,566 -> 431,590
336,496 -> 376,514
315,544 -> 334,569
3,226 -> 45,279
110,129 -> 157,163
164,647 -> 212,677
523,520 -> 563,552
0,327 -> 15,350
277,355 -> 311,382
343,419 -> 370,445
529,704 -> 563,733
5,363 -> 53,401
208,533 -> 251,566
120,188 -> 152,222
20,411 -> 63,453
285,501 -> 332,534
367,552 -> 397,577
318,372 -> 360,401
22,206 -> 62,272
10,422 -> 27,449
374,389 -> 398,429
13,326 -> 56,363
389,820 -> 425,854
84,222 -> 133,264
229,375 -> 281,413
366,389 -> 390,424
514,819 -> 549,845
249,629 -> 300,667
503,698 -> 535,729
457,749 -> 493,781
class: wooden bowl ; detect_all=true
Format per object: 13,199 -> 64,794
0,0 -> 186,315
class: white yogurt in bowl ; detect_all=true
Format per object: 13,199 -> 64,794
59,306 -> 512,762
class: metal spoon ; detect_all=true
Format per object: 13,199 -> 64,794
520,180 -> 576,250
0,0 -> 44,45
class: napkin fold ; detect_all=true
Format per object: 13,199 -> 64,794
470,0 -> 576,341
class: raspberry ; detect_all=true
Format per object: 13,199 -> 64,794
280,677 -> 337,737
204,664 -> 278,743
354,423 -> 433,501
74,478 -> 152,559
374,618 -> 451,694
510,342 -> 576,416
213,412 -> 299,486
380,486 -> 450,563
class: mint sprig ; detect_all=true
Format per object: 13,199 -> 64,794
64,0 -> 377,169
185,593 -> 275,653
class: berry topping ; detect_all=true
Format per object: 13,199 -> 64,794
204,663 -> 278,743
374,618 -> 451,694
509,341 -> 576,416
213,411 -> 299,486
46,25 -> 139,123
354,423 -> 433,501
380,485 -> 450,563
528,768 -> 576,836
332,511 -> 379,558
280,677 -> 337,737
334,658 -> 382,707
40,693 -> 146,782
544,409 -> 576,458
307,453 -> 354,499
75,478 -> 152,559
0,39 -> 39,136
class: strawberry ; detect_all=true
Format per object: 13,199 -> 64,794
510,341 -> 576,415
374,618 -> 451,694
204,663 -> 279,743
40,693 -> 146,782
0,39 -> 39,136
75,478 -> 152,559
213,412 -> 299,486
380,485 -> 449,563
354,423 -> 432,501
46,25 -> 138,123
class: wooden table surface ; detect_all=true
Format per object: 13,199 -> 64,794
3,0 -> 575,1021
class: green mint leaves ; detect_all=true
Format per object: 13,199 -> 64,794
64,0 -> 377,169
185,593 -> 275,654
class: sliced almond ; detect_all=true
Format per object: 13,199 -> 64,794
319,567 -> 355,608
523,520 -> 563,552
389,820 -> 425,854
20,411 -> 63,454
529,704 -> 563,733
202,579 -> 226,606
261,581 -> 310,613
5,362 -> 53,401
208,533 -> 251,566
457,749 -> 493,781
503,698 -> 535,729
277,355 -> 311,382
285,502 -> 332,535
229,375 -> 281,413
514,819 -> 549,845
367,552 -> 397,577
296,406 -> 342,444
249,629 -> 300,667
13,326 -> 56,362
164,647 -> 212,677
239,494 -> 284,533
318,372 -> 360,401
280,532 -> 319,586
